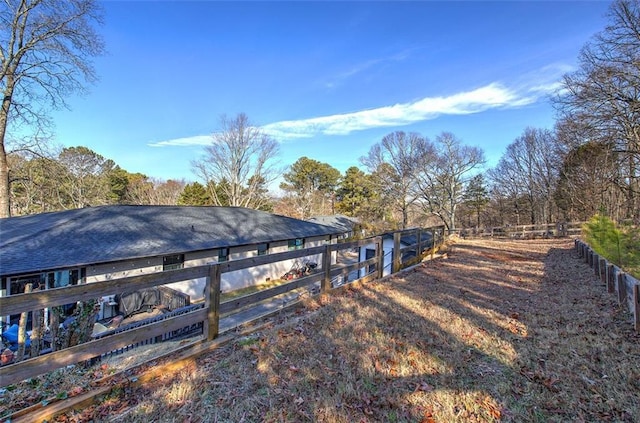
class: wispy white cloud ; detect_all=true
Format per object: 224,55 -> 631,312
518,63 -> 573,96
262,82 -> 533,140
148,67 -> 566,147
527,81 -> 565,95
148,135 -> 211,148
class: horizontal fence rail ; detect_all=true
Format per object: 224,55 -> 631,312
574,239 -> 640,332
0,226 -> 445,387
458,221 -> 585,239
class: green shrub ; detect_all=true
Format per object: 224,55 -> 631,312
583,215 -> 640,279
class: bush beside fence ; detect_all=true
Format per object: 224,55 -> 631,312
575,239 -> 640,332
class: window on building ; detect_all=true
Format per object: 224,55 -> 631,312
46,269 -> 83,289
9,274 -> 44,295
218,248 -> 229,262
163,254 -> 185,271
257,243 -> 268,256
288,238 -> 304,250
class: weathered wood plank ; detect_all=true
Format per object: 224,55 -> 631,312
12,385 -> 114,423
329,257 -> 378,279
207,265 -> 221,341
321,245 -> 332,294
607,264 -> 616,293
217,245 -> 326,273
0,265 -> 210,316
624,274 -> 639,312
634,284 -> 639,333
584,246 -> 591,264
393,232 -> 401,274
0,307 -> 207,387
599,258 -> 607,283
376,237 -> 384,279
0,246 -> 333,316
618,271 -> 627,307
329,238 -> 378,251
219,273 -> 321,314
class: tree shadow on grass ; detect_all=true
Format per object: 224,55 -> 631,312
86,239 -> 639,422
188,240 -> 547,422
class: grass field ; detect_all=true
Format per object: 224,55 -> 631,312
4,238 -> 639,422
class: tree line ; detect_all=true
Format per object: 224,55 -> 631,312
2,1 -> 638,233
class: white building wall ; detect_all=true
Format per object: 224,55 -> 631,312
358,238 -> 395,278
86,236 -> 332,304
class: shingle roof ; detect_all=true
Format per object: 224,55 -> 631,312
307,215 -> 360,233
0,205 -> 342,277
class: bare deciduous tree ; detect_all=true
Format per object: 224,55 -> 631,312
555,140 -> 623,221
0,0 -> 105,217
361,131 -> 431,229
488,128 -> 559,225
192,113 -> 281,209
554,0 -> 640,220
416,132 -> 485,234
148,178 -> 186,205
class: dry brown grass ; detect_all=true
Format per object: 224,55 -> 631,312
4,238 -> 640,422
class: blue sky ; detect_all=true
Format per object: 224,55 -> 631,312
51,0 -> 613,185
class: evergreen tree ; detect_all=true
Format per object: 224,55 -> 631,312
336,167 -> 377,217
178,182 -> 212,206
280,157 -> 341,219
463,174 -> 490,227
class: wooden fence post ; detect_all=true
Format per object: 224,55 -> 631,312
322,243 -> 332,293
431,228 -> 436,260
376,236 -> 384,279
599,258 -> 607,283
593,254 -> 599,276
634,284 -> 640,333
584,247 -> 590,264
393,231 -> 401,274
207,264 -> 221,341
16,283 -> 32,361
617,272 -> 626,307
607,265 -> 615,293
416,229 -> 422,259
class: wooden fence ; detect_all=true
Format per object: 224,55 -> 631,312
459,221 -> 584,239
574,239 -> 640,332
0,226 -> 445,387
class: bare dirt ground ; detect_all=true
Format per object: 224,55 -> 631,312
3,237 -> 639,422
